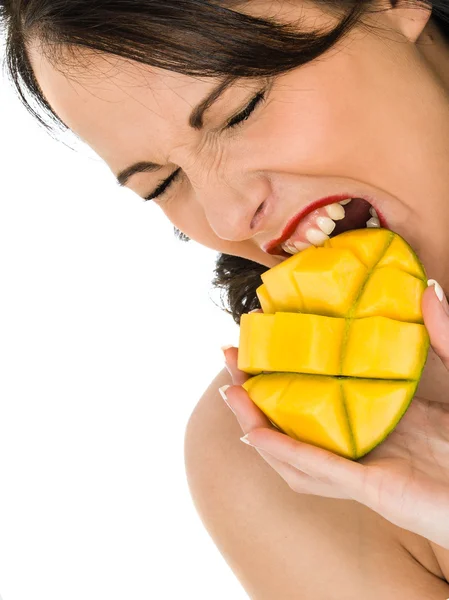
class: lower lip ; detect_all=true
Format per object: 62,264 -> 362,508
265,195 -> 388,256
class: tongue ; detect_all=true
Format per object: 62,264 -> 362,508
330,198 -> 373,237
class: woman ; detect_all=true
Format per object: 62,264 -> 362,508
2,0 -> 449,596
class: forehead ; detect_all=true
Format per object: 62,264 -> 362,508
27,42 -> 221,167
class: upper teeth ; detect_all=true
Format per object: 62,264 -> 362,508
305,227 -> 330,246
316,216 -> 336,235
325,202 -> 346,220
281,200 -> 382,256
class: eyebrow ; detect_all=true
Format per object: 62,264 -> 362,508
115,78 -> 235,188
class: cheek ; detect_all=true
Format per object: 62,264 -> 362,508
262,72 -> 400,180
263,42 -> 404,174
256,92 -> 359,173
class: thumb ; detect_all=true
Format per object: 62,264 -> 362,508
422,279 -> 449,370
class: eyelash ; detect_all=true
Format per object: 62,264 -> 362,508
143,90 -> 267,202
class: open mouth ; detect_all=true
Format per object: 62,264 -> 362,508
273,197 -> 385,258
330,197 -> 378,236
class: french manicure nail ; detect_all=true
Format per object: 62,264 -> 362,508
220,345 -> 233,373
240,434 -> 255,447
427,279 -> 449,316
219,385 -> 236,414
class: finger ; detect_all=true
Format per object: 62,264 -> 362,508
221,384 -> 313,486
222,384 -> 292,474
223,384 -> 276,431
240,427 -> 367,503
221,346 -> 250,385
422,280 -> 449,370
251,453 -> 350,499
221,386 -> 351,499
242,442 -> 334,496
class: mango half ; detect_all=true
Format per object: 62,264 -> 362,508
238,228 -> 430,460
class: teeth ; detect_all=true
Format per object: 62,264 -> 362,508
325,203 -> 345,221
316,216 -> 336,235
281,239 -> 312,255
293,240 -> 312,251
366,216 -> 380,228
306,227 -> 330,246
339,199 -> 352,205
369,206 -> 379,218
281,241 -> 297,254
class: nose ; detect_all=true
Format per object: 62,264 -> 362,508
194,172 -> 271,242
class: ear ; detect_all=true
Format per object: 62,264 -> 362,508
386,0 -> 432,43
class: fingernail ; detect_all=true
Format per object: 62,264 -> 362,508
427,279 -> 449,316
240,434 -> 256,447
218,385 -> 236,414
220,346 -> 233,375
249,308 -> 262,313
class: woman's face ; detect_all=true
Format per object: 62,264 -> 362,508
28,1 -> 449,287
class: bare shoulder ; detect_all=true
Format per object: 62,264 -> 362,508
184,369 -> 449,600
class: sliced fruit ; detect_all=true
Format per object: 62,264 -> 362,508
260,253 -> 305,312
239,312 -> 346,375
243,373 -> 418,459
256,283 -> 276,314
353,267 -> 426,322
290,248 -> 367,317
239,228 -> 429,460
341,316 -> 428,379
244,373 -> 353,457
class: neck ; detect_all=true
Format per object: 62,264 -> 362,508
419,18 -> 449,93
416,21 -> 449,402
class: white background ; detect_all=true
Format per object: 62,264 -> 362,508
0,48 -> 247,599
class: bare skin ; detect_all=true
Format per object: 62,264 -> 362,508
185,365 -> 449,598
26,0 -> 449,590
221,286 -> 449,581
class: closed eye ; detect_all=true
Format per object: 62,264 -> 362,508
224,90 -> 266,129
143,89 -> 267,202
143,167 -> 182,202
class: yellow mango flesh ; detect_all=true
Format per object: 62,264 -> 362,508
239,228 -> 429,460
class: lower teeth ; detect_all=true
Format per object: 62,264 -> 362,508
366,217 -> 380,228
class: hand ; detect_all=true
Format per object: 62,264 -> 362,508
221,281 -> 449,550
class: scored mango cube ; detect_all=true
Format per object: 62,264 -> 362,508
376,234 -> 426,279
238,313 -> 275,374
354,267 -> 426,323
256,284 -> 276,314
261,252 -> 305,312
343,379 -> 416,457
342,316 -> 428,379
325,227 -> 391,268
237,312 -> 346,375
270,313 -> 345,375
291,247 -> 367,317
277,375 -> 353,457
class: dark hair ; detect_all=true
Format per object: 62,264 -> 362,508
1,0 -> 446,324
